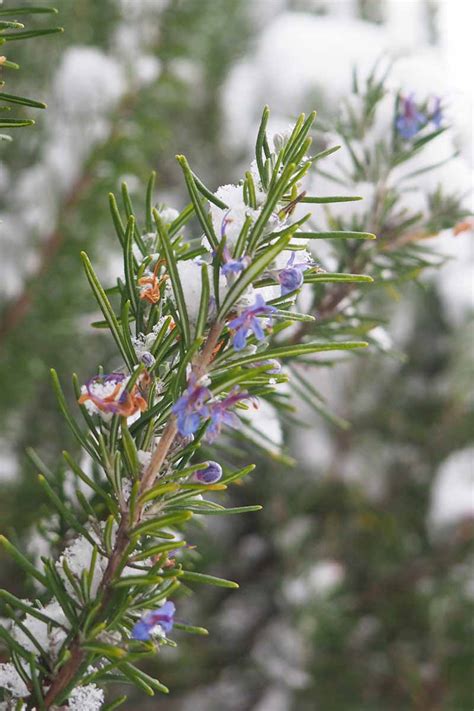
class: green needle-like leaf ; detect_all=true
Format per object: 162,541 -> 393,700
131,511 -> 193,539
303,272 -> 374,284
296,230 -> 376,240
0,116 -> 34,127
123,217 -> 140,316
108,192 -> 126,246
50,369 -> 98,459
223,341 -> 368,368
0,6 -> 59,15
0,536 -> 48,587
2,27 -> 63,40
195,264 -> 210,339
81,251 -> 135,370
0,90 -> 46,108
176,155 -> 219,251
180,571 -> 239,588
300,195 -> 363,203
0,591 -> 64,626
255,105 -> 270,186
174,622 -> 209,635
145,171 -> 156,232
153,208 -> 191,347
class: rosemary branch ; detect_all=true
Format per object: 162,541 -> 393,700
43,320 -> 225,708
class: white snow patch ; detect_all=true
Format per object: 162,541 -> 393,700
0,440 -> 18,483
284,559 -> 345,604
12,600 -> 69,660
428,447 -> 474,532
0,662 -> 29,698
68,683 -> 104,711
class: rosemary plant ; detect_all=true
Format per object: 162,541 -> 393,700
279,67 -> 471,414
0,4 -> 62,140
0,106 -> 372,710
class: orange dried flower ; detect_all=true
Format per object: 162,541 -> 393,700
138,260 -> 168,304
78,372 -> 149,419
453,218 -> 474,236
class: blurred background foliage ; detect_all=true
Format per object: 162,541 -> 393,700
0,1 -> 472,709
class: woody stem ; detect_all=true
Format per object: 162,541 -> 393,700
43,319 -> 225,708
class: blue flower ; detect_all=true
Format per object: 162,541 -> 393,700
131,601 -> 176,641
396,94 -> 427,139
277,252 -> 312,296
193,461 -> 223,484
430,96 -> 443,129
221,245 -> 250,280
140,351 -> 155,369
228,294 -> 276,351
206,388 -> 253,442
220,209 -> 233,239
172,375 -> 211,436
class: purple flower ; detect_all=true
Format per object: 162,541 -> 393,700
396,94 -> 427,139
221,245 -> 250,279
193,461 -> 223,484
220,210 -> 233,239
228,294 -> 276,351
140,351 -> 155,369
206,388 -> 252,442
277,252 -> 312,296
172,375 -> 211,436
429,96 -> 443,129
131,601 -> 176,641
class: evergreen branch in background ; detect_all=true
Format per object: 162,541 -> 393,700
172,64 -> 472,711
0,23 -> 470,705
0,82 -> 143,346
0,3 -> 62,141
0,108 -> 373,709
0,3 -> 467,708
284,68 -> 472,418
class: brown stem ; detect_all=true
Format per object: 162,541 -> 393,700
139,320 -> 224,497
138,419 -> 178,496
42,640 -> 85,709
43,320 -> 225,708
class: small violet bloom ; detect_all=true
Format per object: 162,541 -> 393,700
228,294 -> 276,351
429,96 -> 443,129
206,388 -> 253,443
131,601 -> 175,641
172,375 -> 211,437
140,351 -> 156,369
277,252 -> 313,296
193,461 -> 223,484
221,245 -> 251,280
220,209 -> 233,239
396,94 -> 427,140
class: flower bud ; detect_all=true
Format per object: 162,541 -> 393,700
193,461 -> 223,484
140,351 -> 156,368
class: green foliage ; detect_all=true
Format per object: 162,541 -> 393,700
0,9 -> 471,709
0,106 -> 373,708
0,3 -> 62,140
